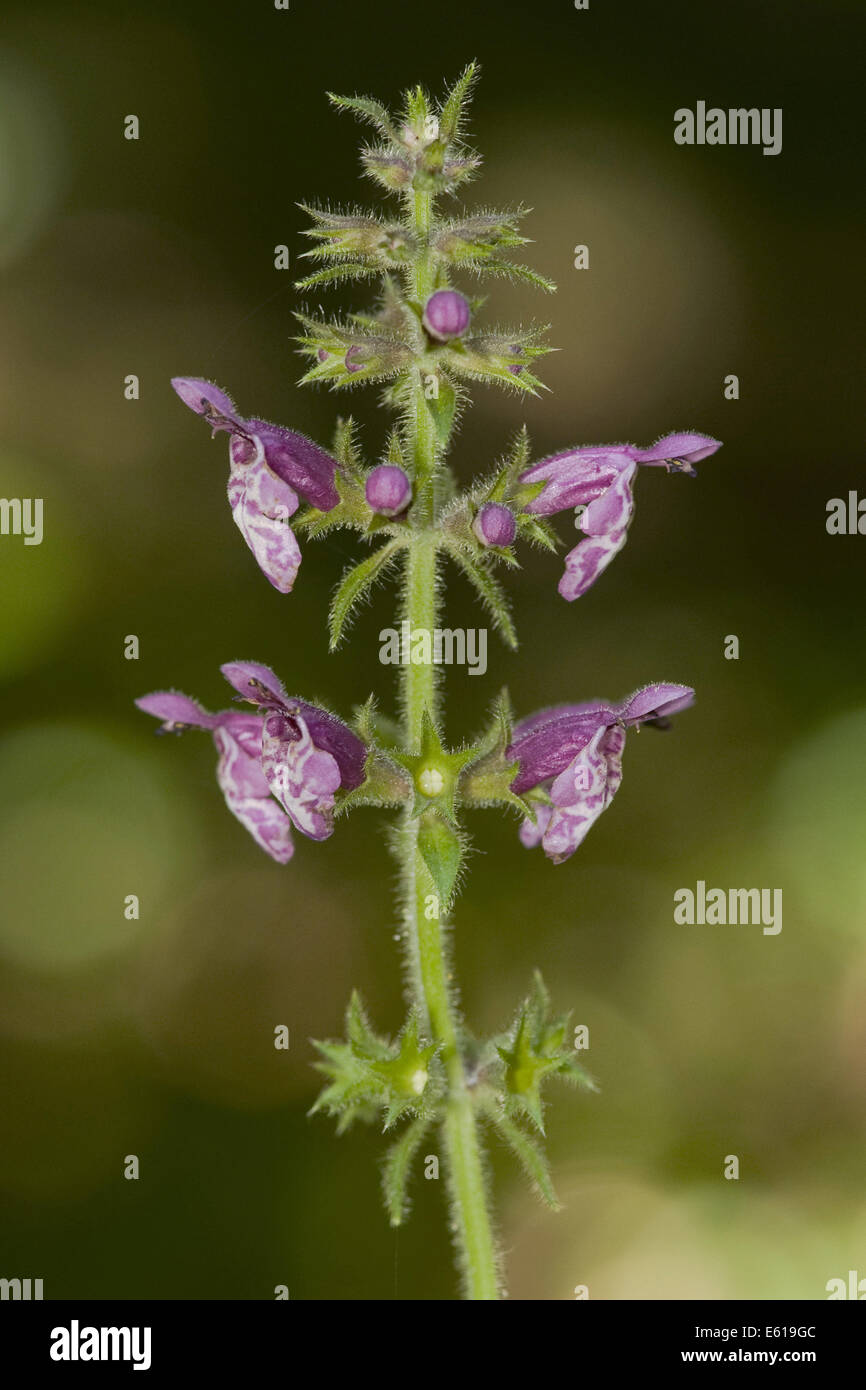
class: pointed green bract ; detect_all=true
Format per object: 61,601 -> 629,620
445,544 -> 518,649
295,262 -> 383,291
474,260 -> 556,293
487,1107 -> 561,1210
351,695 -> 403,750
346,989 -> 389,1057
382,1115 -> 433,1226
459,689 -> 534,819
327,91 -> 400,143
517,513 -> 560,552
335,747 -> 410,816
403,83 -> 431,132
437,61 -> 479,145
328,539 -> 405,650
494,972 -> 597,1134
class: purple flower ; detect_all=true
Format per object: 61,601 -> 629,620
366,464 -> 411,516
171,378 -> 340,593
220,661 -> 367,842
508,683 -> 695,863
134,689 -> 294,863
422,289 -> 471,342
473,501 -> 517,548
136,664 -> 367,859
520,432 -> 722,600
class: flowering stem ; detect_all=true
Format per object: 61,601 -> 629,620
151,70 -> 711,1308
395,335 -> 500,1301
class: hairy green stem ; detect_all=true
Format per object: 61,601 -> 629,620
406,827 -> 499,1300
394,220 -> 501,1293
402,532 -> 438,739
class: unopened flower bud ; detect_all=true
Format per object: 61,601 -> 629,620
365,464 -> 411,517
422,289 -> 471,342
473,502 -> 516,548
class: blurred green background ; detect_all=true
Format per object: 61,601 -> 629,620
1,0 -> 863,1300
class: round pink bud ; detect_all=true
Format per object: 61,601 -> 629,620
344,345 -> 366,373
366,465 -> 411,517
473,502 -> 517,548
422,289 -> 471,342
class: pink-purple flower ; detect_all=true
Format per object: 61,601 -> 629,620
136,663 -> 366,862
508,683 -> 695,863
221,661 -> 366,841
520,432 -> 722,600
171,378 -> 341,593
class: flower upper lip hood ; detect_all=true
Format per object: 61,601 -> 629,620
519,433 -> 722,601
508,682 -> 695,794
171,377 -> 341,595
521,433 -> 723,515
629,432 -> 722,468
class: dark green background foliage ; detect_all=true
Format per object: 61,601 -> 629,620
0,0 -> 862,1299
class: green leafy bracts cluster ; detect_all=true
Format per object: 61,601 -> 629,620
312,993 -> 440,1135
291,65 -> 558,660
313,975 -> 595,1226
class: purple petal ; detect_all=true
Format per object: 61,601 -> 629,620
509,705 -> 615,794
171,377 -> 243,432
511,701 -> 614,744
250,422 -> 340,513
135,690 -> 218,731
630,432 -> 722,466
261,712 -> 342,841
289,703 -> 366,790
228,453 -> 302,593
617,683 -> 695,724
521,448 -> 631,516
213,710 -> 267,759
541,724 -> 625,863
220,661 -> 291,708
581,460 -> 636,535
213,724 -> 294,864
519,802 -> 552,849
220,667 -> 367,790
558,526 -> 629,601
